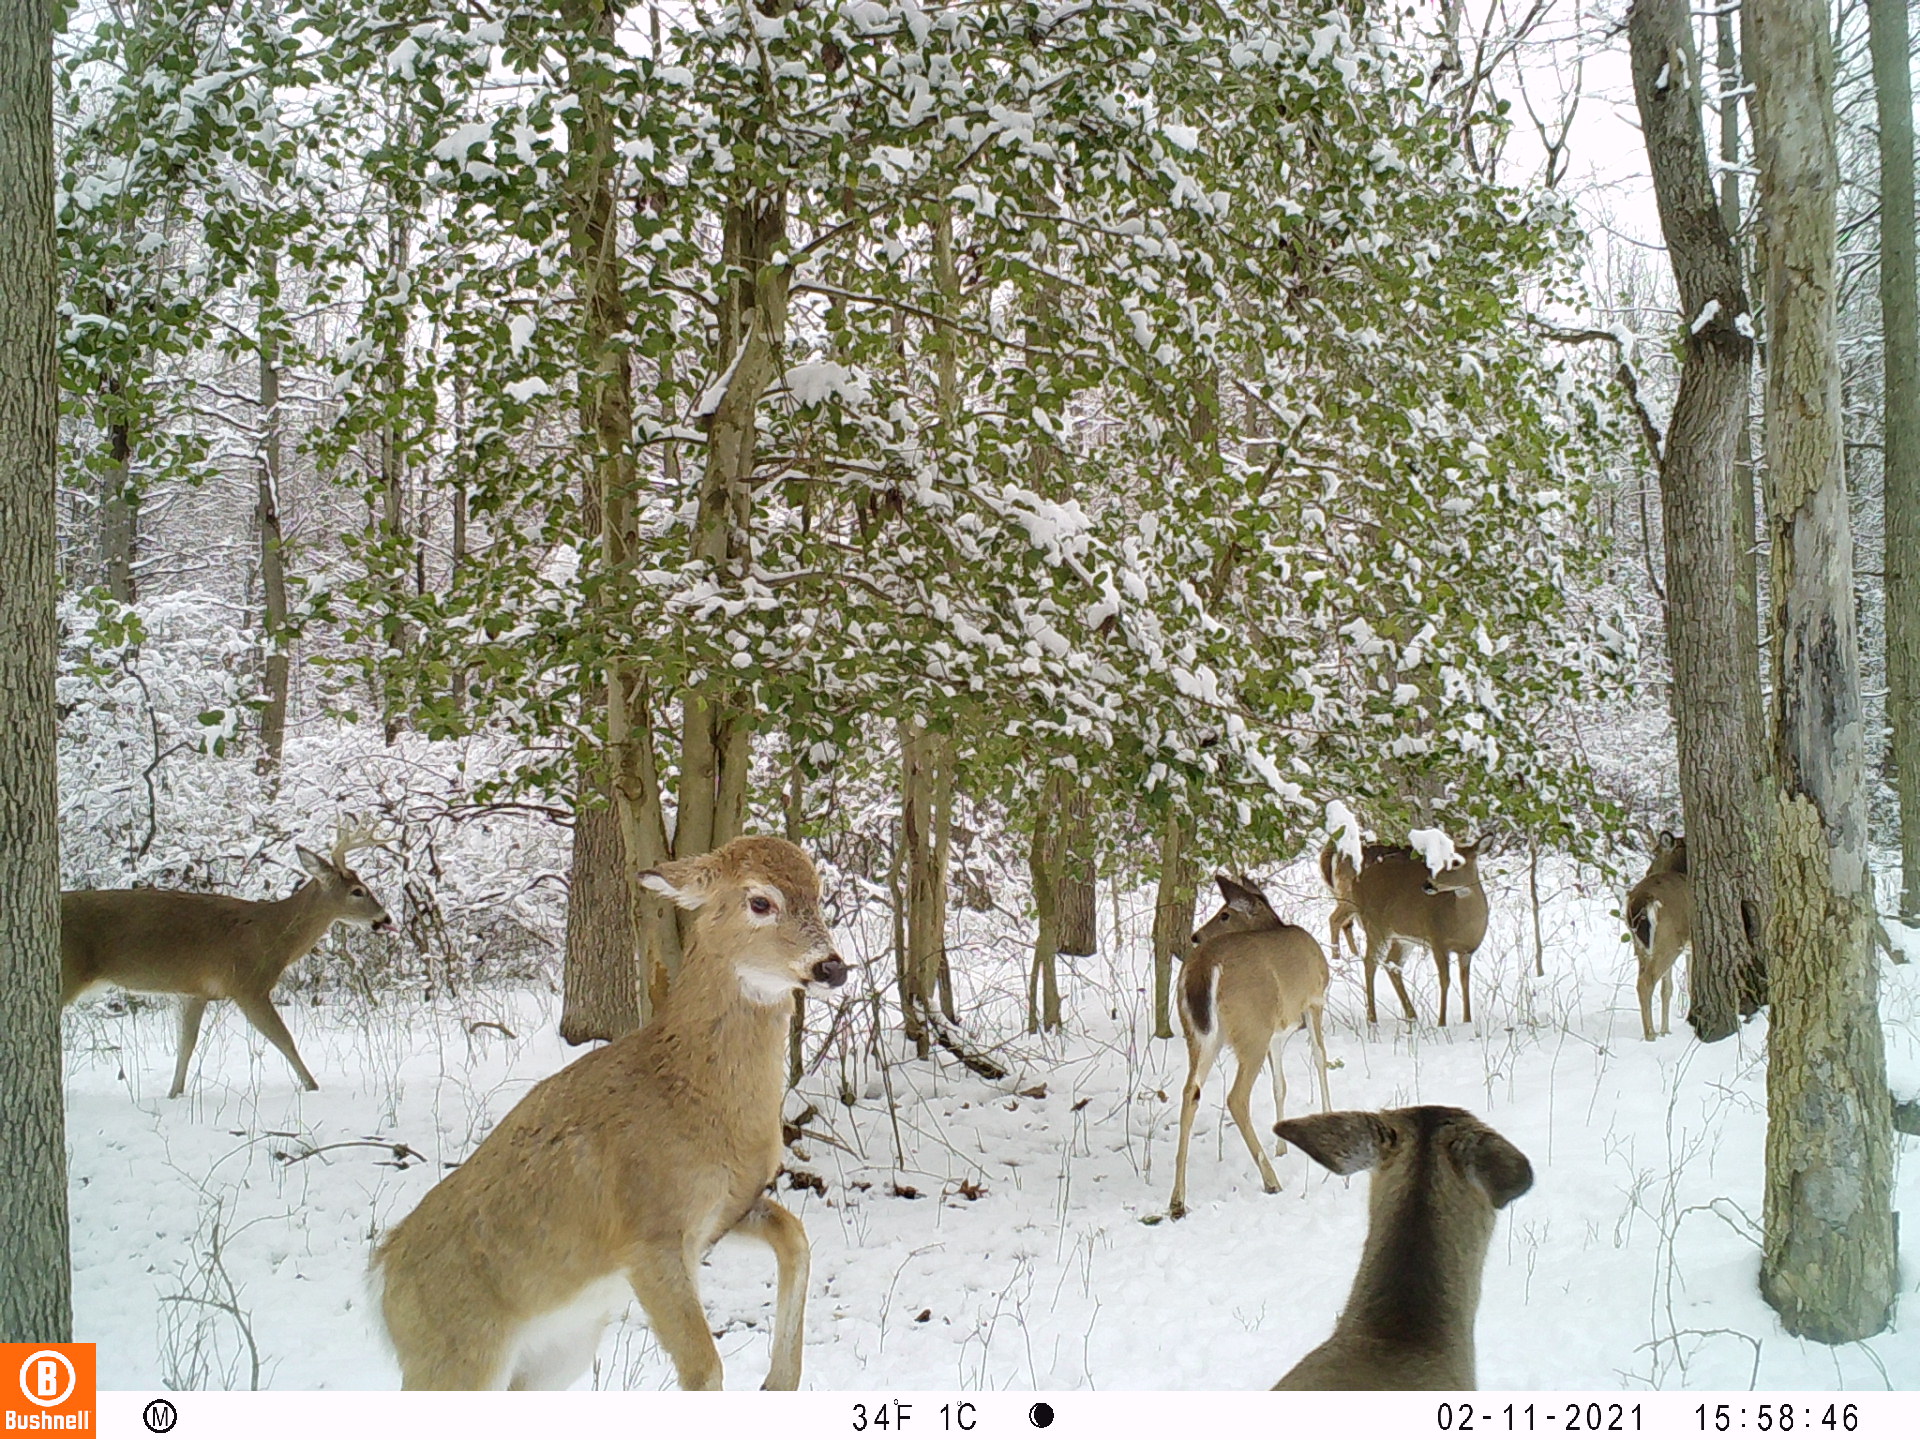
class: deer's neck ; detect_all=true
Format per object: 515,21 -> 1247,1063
251,881 -> 341,978
1338,1174 -> 1490,1355
649,955 -> 794,1111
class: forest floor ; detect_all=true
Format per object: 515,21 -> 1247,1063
62,853 -> 1920,1390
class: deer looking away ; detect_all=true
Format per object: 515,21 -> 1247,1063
1169,874 -> 1332,1220
1272,1106 -> 1533,1391
1625,832 -> 1691,1041
60,821 -> 391,1097
1352,838 -> 1489,1026
374,837 -> 850,1391
1319,839 -> 1410,959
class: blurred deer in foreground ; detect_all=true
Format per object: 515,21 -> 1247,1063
1625,832 -> 1691,1041
1352,838 -> 1488,1026
61,821 -> 391,1097
374,836 -> 850,1391
1169,874 -> 1331,1220
1272,1106 -> 1533,1390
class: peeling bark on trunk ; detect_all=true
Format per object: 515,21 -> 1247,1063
1872,0 -> 1920,917
1151,808 -> 1197,1041
1629,0 -> 1771,1040
1751,0 -> 1897,1343
0,0 -> 72,1342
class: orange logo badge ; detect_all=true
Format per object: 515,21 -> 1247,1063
1,1345 -> 95,1439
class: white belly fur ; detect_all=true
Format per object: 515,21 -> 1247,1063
501,1274 -> 634,1390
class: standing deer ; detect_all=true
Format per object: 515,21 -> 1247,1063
1352,839 -> 1488,1026
1169,874 -> 1332,1220
1272,1106 -> 1533,1390
373,836 -> 849,1391
60,822 -> 391,1097
1319,840 -> 1409,959
1625,832 -> 1691,1041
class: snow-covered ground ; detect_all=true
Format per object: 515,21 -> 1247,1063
63,855 -> 1920,1391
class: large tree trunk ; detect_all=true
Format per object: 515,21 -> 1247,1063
1750,0 -> 1898,1344
561,777 -> 641,1044
1150,807 -> 1197,1040
1629,0 -> 1770,1040
0,0 -> 72,1343
900,724 -> 954,1053
1872,0 -> 1920,918
560,0 -> 678,1020
255,265 -> 290,770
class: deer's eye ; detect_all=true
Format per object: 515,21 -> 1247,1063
352,888 -> 366,898
750,896 -> 774,916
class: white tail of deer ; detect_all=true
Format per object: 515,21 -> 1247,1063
61,820 -> 391,1096
372,836 -> 850,1391
1351,839 -> 1489,1026
1272,1106 -> 1533,1390
1169,874 -> 1332,1220
1625,832 -> 1691,1041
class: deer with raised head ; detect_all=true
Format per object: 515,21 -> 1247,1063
373,836 -> 850,1391
1272,1106 -> 1533,1391
1625,831 -> 1691,1041
1169,874 -> 1332,1220
61,821 -> 391,1097
1352,838 -> 1488,1026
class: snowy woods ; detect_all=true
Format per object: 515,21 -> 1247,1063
3,0 -> 1919,1393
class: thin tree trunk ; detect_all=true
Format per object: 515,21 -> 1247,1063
100,395 -> 134,604
1751,0 -> 1897,1343
900,724 -> 955,1052
256,263 -> 290,770
1027,777 -> 1063,1035
1629,0 -> 1770,1041
1872,0 -> 1920,917
1150,808 -> 1197,1040
0,0 -> 72,1342
378,189 -> 409,745
1058,782 -> 1097,958
451,372 -> 469,713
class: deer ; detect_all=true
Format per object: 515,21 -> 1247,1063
372,836 -> 850,1391
1272,1106 -> 1533,1390
1169,874 -> 1332,1220
1319,840 -> 1411,959
1625,831 -> 1691,1041
1352,837 -> 1488,1026
60,821 -> 391,1097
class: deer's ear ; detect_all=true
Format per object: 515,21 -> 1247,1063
1274,1111 -> 1392,1177
638,857 -> 715,910
295,845 -> 334,880
1457,1126 -> 1534,1210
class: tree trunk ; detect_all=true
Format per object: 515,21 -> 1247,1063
256,265 -> 290,770
378,190 -> 410,745
100,399 -> 134,604
1629,0 -> 1770,1041
1150,807 -> 1197,1041
1058,782 -> 1097,958
1028,772 -> 1065,1033
1872,0 -> 1920,918
1750,0 -> 1898,1343
561,782 -> 641,1044
900,724 -> 954,1052
560,0 -> 679,1019
0,0 -> 72,1342
451,372 -> 469,714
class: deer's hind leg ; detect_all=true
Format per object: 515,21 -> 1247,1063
1225,1048 -> 1281,1194
733,1197 -> 810,1390
1171,1032 -> 1219,1219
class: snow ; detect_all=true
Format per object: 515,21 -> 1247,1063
1690,299 -> 1722,336
64,856 -> 1920,1391
1407,825 -> 1463,874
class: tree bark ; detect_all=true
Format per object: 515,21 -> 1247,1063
0,0 -> 72,1343
561,781 -> 641,1044
900,724 -> 954,1053
1629,0 -> 1771,1040
1028,772 -> 1066,1033
1058,782 -> 1097,958
1750,0 -> 1897,1343
1150,807 -> 1197,1041
255,264 -> 290,770
100,398 -> 134,604
560,0 -> 679,1022
1872,0 -> 1920,917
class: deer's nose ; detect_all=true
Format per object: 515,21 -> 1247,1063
812,955 -> 848,988
373,916 -> 393,932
